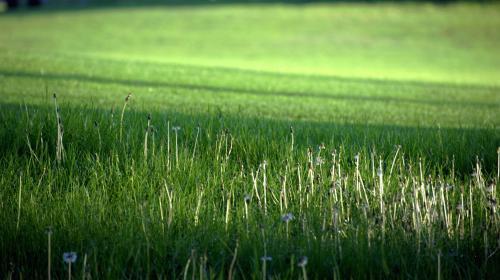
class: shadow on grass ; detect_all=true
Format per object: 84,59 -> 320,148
0,100 -> 497,175
0,100 -> 498,279
0,68 -> 498,109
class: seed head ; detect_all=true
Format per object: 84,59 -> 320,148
281,213 -> 294,223
172,126 -> 181,132
315,156 -> 324,166
244,194 -> 251,204
63,252 -> 77,264
297,256 -> 308,267
261,256 -> 272,262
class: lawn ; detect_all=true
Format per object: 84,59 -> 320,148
0,2 -> 499,279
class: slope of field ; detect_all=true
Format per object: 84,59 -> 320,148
2,3 -> 500,85
0,2 -> 499,279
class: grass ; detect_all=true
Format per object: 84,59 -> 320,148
0,2 -> 499,279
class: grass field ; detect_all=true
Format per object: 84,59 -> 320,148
0,2 -> 499,279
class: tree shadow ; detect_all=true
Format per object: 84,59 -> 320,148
0,100 -> 497,175
0,67 -> 497,109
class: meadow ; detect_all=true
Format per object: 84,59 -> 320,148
0,1 -> 499,279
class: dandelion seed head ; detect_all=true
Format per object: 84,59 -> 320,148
261,256 -> 272,262
63,252 -> 77,264
172,126 -> 181,132
244,194 -> 251,204
315,156 -> 324,166
281,213 -> 294,223
297,256 -> 308,267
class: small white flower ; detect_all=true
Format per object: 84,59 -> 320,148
63,252 -> 77,264
297,256 -> 308,267
281,213 -> 294,223
354,154 -> 359,162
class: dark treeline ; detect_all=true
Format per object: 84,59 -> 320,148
3,0 -> 496,11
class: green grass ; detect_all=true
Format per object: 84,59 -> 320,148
0,2 -> 499,279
